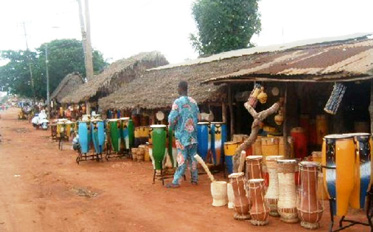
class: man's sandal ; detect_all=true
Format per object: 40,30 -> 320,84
165,183 -> 180,188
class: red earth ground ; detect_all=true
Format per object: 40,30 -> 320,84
0,108 -> 369,232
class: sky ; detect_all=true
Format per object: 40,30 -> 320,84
0,0 -> 372,65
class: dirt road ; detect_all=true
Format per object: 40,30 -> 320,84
0,108 -> 368,231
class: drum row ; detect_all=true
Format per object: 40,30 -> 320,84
197,122 -> 228,166
322,133 -> 372,217
227,156 -> 323,229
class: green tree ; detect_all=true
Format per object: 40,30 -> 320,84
190,0 -> 261,56
0,39 -> 107,99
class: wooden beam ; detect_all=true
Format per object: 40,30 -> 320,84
369,80 -> 373,133
228,84 -> 234,139
282,83 -> 288,158
222,101 -> 227,123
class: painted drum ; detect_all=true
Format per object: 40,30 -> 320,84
277,159 -> 299,223
91,120 -> 105,154
107,119 -> 121,153
78,121 -> 90,154
298,161 -> 324,229
343,133 -> 371,209
150,125 -> 167,170
261,137 -> 279,160
291,127 -> 308,159
211,122 -> 227,166
264,155 -> 284,217
249,178 -> 270,226
224,141 -> 240,174
322,134 -> 357,216
228,172 -> 251,220
197,122 -> 211,162
253,136 -> 262,156
120,117 -> 130,150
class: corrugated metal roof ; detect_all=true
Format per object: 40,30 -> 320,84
202,38 -> 373,84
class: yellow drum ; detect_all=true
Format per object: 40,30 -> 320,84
261,137 -> 279,160
322,134 -> 357,216
253,136 -> 262,156
224,141 -> 239,174
232,134 -> 249,143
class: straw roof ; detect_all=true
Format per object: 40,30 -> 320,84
60,51 -> 168,104
203,37 -> 373,84
50,72 -> 84,103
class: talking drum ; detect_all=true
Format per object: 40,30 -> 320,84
297,161 -> 323,229
343,133 -> 371,209
224,141 -> 239,174
197,122 -> 211,161
91,119 -> 105,154
150,125 -> 167,171
229,172 -> 250,220
108,119 -> 121,153
246,156 -> 263,180
264,156 -> 283,217
322,134 -> 358,216
277,159 -> 299,223
211,122 -> 227,166
120,117 -> 130,150
249,179 -> 270,226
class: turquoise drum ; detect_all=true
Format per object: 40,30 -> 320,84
150,125 -> 167,170
91,119 -> 105,154
78,121 -> 91,154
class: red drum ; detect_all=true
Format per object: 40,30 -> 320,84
229,172 -> 250,220
249,179 -> 270,226
291,127 -> 308,159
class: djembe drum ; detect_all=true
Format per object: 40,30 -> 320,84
322,134 -> 357,216
150,125 -> 167,171
264,155 -> 283,217
78,121 -> 90,154
120,117 -> 130,149
246,156 -> 263,180
91,119 -> 105,154
197,122 -> 210,161
249,179 -> 270,226
298,161 -> 323,229
229,172 -> 250,220
277,159 -> 299,223
324,83 -> 346,115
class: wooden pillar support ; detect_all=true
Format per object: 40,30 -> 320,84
369,80 -> 373,133
228,85 -> 234,140
283,84 -> 288,157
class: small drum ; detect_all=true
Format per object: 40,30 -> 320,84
298,161 -> 324,229
224,141 -> 239,174
197,122 -> 211,161
249,178 -> 269,226
246,155 -> 263,180
322,134 -> 357,216
107,119 -> 121,153
264,155 -> 283,216
261,137 -> 279,159
277,159 -> 299,223
228,172 -> 250,220
150,125 -> 167,170
211,122 -> 227,166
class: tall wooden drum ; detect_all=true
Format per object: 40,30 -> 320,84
249,179 -> 269,226
264,155 -> 283,217
229,172 -> 250,220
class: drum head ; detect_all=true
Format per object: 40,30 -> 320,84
228,172 -> 244,178
299,161 -> 320,168
248,178 -> 265,183
107,119 -> 119,122
150,124 -> 166,128
119,117 -> 130,121
198,122 -> 210,125
156,111 -> 165,121
277,159 -> 297,164
246,155 -> 263,160
324,134 -> 353,139
266,155 -> 283,161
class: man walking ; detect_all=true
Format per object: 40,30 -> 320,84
166,81 -> 199,188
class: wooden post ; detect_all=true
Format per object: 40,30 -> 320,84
222,102 -> 227,123
369,80 -> 373,133
85,101 -> 90,115
283,83 -> 288,157
228,84 -> 234,139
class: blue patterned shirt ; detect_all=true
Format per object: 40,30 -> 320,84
168,96 -> 199,148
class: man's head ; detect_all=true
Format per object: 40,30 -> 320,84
178,81 -> 188,96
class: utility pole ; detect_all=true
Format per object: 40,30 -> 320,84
22,22 -> 36,103
84,0 -> 94,82
45,44 -> 50,119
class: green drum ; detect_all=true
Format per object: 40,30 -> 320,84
128,119 -> 135,149
150,125 -> 167,170
108,119 -> 121,152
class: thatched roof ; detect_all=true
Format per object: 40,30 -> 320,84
50,72 -> 84,103
60,51 -> 168,104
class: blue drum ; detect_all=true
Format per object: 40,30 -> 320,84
197,122 -> 211,162
91,119 -> 105,154
78,121 -> 91,154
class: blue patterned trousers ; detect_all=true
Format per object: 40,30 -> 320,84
172,143 -> 198,185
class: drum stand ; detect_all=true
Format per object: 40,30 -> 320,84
152,168 -> 186,186
323,166 -> 373,232
76,150 -> 103,164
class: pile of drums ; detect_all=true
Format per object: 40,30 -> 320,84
225,155 -> 324,229
322,133 -> 372,217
